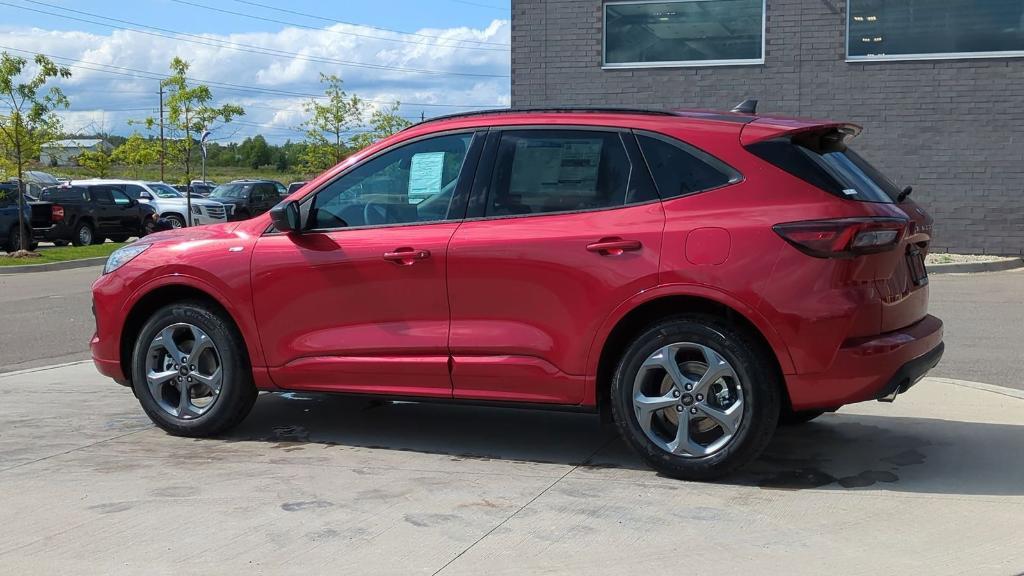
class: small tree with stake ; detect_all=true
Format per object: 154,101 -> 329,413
0,52 -> 70,252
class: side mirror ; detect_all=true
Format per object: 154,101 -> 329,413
139,191 -> 153,200
269,200 -> 302,234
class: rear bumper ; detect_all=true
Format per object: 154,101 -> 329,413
785,314 -> 944,410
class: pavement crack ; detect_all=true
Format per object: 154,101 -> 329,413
430,436 -> 615,576
0,427 -> 150,475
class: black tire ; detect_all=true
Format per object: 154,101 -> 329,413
92,236 -> 106,245
611,315 -> 781,481
53,239 -> 69,247
165,214 -> 187,229
778,408 -> 826,426
72,222 -> 94,247
109,235 -> 130,243
5,225 -> 29,252
131,301 -> 257,437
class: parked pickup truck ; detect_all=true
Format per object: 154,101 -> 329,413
36,183 -> 160,246
1,182 -> 49,252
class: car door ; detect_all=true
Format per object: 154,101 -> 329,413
251,130 -> 483,397
447,128 -> 665,405
110,188 -> 140,233
253,183 -> 277,215
89,187 -> 120,234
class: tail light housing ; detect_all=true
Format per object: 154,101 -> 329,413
51,205 -> 65,222
773,217 -> 907,258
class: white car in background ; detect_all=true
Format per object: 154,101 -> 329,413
76,179 -> 227,228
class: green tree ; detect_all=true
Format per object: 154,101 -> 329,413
297,74 -> 364,175
77,148 -> 112,177
349,101 -> 412,150
239,134 -> 271,169
144,57 -> 244,181
111,133 -> 160,178
0,52 -> 70,251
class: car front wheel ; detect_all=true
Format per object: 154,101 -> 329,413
611,315 -> 780,481
131,301 -> 257,437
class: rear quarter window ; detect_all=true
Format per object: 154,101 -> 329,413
746,136 -> 899,203
636,134 -> 740,199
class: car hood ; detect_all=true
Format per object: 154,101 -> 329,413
154,197 -> 223,206
138,221 -> 243,246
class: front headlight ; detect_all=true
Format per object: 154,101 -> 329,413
104,244 -> 150,275
191,204 -> 203,215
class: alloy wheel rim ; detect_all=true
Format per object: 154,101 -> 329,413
632,342 -> 744,458
169,217 -> 184,228
144,323 -> 224,420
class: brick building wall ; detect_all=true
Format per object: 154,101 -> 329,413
511,0 -> 1024,255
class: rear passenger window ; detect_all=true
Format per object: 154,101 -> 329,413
485,130 -> 654,217
637,134 -> 739,199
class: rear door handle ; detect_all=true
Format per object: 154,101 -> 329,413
383,247 -> 431,265
586,238 -> 642,256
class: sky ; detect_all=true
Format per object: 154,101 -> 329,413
0,0 -> 511,143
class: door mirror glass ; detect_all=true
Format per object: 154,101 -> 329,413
139,191 -> 153,200
270,200 -> 302,233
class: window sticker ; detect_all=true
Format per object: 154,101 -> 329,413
408,151 -> 446,203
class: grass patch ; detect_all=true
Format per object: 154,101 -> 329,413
0,242 -> 126,267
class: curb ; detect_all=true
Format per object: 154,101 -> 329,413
928,257 -> 1024,274
930,377 -> 1024,401
0,256 -> 106,274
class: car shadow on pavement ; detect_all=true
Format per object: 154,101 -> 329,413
223,393 -> 1024,496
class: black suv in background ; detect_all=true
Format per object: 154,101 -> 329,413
208,180 -> 286,221
38,184 -> 159,245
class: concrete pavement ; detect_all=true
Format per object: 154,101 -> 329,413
1,362 -> 1022,575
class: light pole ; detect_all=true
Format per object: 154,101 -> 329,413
193,128 -> 210,227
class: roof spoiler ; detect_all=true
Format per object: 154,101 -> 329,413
730,99 -> 758,114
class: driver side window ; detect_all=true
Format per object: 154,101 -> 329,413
310,133 -> 473,230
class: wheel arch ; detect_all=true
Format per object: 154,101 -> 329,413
119,282 -> 254,385
588,286 -> 795,415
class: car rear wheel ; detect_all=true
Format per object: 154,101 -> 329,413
72,222 -> 94,247
165,214 -> 186,229
131,301 -> 257,437
5,225 -> 31,252
611,315 -> 780,481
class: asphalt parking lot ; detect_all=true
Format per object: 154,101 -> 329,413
1,266 -> 1022,574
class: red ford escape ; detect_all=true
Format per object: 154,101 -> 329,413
91,105 -> 944,480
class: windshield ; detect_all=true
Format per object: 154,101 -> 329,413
210,183 -> 251,199
146,183 -> 183,198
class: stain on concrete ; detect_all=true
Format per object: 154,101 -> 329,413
882,449 -> 927,466
403,513 -> 459,527
758,468 -> 838,490
281,500 -> 334,512
150,485 -> 194,498
89,501 -> 134,514
838,470 -> 899,488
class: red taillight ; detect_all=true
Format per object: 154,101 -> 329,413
773,218 -> 907,258
51,205 -> 65,222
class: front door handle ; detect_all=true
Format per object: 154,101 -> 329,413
383,247 -> 431,265
586,238 -> 642,256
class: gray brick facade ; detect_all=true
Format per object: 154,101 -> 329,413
511,0 -> 1024,255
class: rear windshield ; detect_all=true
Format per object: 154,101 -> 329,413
210,183 -> 252,199
40,187 -> 89,202
746,136 -> 900,203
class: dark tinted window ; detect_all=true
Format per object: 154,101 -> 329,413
42,187 -> 90,202
486,130 -> 651,217
637,134 -> 739,199
91,188 -> 115,205
746,137 -> 898,203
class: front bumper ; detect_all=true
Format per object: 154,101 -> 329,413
785,314 -> 944,410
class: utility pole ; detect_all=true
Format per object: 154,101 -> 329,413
158,84 -> 165,182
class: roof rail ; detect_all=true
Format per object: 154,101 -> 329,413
405,107 -> 679,130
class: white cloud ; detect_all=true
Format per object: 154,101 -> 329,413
0,19 -> 510,142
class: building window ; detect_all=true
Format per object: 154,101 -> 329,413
603,0 -> 765,68
847,0 -> 1024,61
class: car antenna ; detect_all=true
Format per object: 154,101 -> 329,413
730,99 -> 758,114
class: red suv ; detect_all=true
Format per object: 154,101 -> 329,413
91,107 -> 943,479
